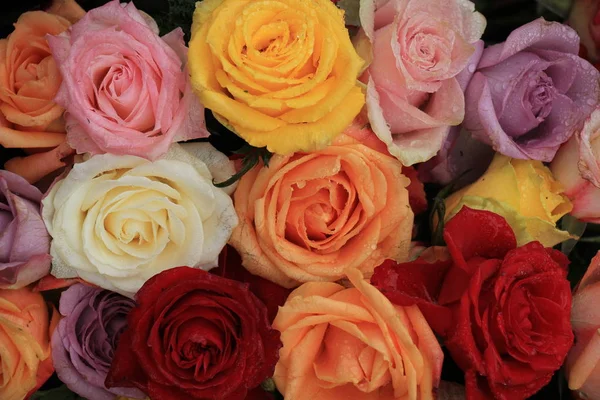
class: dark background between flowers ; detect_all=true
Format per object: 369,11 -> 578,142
0,0 -> 596,399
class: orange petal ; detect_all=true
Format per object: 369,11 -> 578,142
0,125 -> 66,148
4,141 -> 73,184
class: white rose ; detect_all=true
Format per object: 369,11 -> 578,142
42,143 -> 238,296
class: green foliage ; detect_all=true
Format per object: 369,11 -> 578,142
213,145 -> 273,188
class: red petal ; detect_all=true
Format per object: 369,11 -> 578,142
444,207 -> 516,272
245,386 -> 276,400
371,257 -> 453,335
105,327 -> 148,391
213,246 -> 292,323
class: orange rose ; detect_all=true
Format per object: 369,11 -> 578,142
0,286 -> 59,400
0,5 -> 82,183
273,269 -> 443,400
229,123 -> 414,288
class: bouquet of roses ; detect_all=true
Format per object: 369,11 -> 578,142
2,0 -> 600,399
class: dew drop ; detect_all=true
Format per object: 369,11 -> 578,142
468,64 -> 476,73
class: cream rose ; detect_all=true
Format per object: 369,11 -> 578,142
41,143 -> 238,296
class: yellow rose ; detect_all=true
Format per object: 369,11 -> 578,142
188,0 -> 365,155
444,154 -> 573,247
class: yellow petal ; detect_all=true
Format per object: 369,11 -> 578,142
234,85 -> 364,154
445,154 -> 520,214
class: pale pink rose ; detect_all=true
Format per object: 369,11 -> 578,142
551,108 -> 600,223
47,0 -> 208,160
566,251 -> 600,399
360,0 -> 486,166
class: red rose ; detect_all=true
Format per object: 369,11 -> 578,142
212,245 -> 292,323
372,207 -> 574,400
105,266 -> 281,400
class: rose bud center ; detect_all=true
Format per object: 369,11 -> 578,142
526,72 -> 556,122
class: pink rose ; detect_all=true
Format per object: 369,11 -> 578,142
566,251 -> 600,399
48,0 -> 208,160
551,107 -> 600,223
359,0 -> 486,166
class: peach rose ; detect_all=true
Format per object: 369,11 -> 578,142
229,122 -> 414,288
566,251 -> 600,399
273,268 -> 443,400
551,108 -> 600,223
358,0 -> 486,166
0,6 -> 83,183
0,286 -> 59,400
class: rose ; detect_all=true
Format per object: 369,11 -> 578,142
372,207 -> 574,399
551,108 -> 600,223
105,266 -> 280,400
418,42 -> 496,187
229,124 -> 414,288
188,0 -> 365,155
0,10 -> 76,183
0,286 -> 59,400
0,170 -> 52,288
273,268 -> 443,399
463,18 -> 600,161
358,0 -> 486,166
444,153 -> 573,247
41,143 -> 238,296
212,245 -> 292,323
47,0 -> 209,160
0,11 -> 69,132
52,284 -> 145,400
566,251 -> 600,399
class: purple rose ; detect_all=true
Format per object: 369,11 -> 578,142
0,170 -> 51,288
464,18 -> 600,161
52,284 -> 145,400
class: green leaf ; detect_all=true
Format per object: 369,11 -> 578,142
213,154 -> 258,188
535,0 -> 573,19
559,215 -> 587,256
213,145 -> 273,187
261,378 -> 277,392
428,170 -> 472,246
30,385 -> 85,400
337,0 -> 361,26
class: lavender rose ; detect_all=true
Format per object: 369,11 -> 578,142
464,18 -> 600,161
0,170 -> 51,288
51,284 -> 144,400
